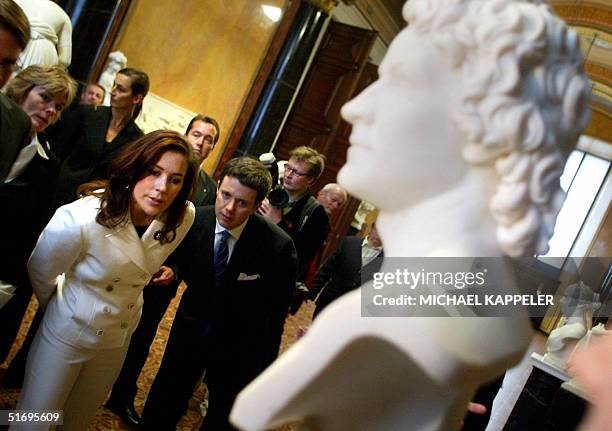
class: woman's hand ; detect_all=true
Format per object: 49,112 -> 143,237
151,265 -> 175,286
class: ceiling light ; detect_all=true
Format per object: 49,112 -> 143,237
262,5 -> 282,22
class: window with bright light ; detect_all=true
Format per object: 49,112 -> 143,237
538,150 -> 611,268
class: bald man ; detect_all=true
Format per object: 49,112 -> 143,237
317,183 -> 348,216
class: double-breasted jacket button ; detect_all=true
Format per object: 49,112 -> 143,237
127,303 -> 135,310
105,285 -> 114,292
113,277 -> 121,283
120,322 -> 128,329
103,306 -> 111,313
96,329 -> 104,336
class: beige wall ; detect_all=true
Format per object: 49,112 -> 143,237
585,109 -> 612,145
113,0 -> 287,172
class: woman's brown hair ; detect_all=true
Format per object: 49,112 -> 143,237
78,130 -> 198,243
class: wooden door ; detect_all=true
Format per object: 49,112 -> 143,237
322,62 -> 379,260
274,21 -> 377,258
274,20 -> 376,180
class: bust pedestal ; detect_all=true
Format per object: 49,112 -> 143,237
505,353 -> 587,430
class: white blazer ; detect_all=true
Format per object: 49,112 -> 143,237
28,195 -> 195,350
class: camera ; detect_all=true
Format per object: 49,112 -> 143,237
259,152 -> 289,208
268,186 -> 289,208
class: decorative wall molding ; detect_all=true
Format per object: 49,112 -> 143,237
351,0 -> 401,45
306,0 -> 354,14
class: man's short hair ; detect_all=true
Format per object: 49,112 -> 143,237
186,114 -> 221,144
0,0 -> 30,49
289,146 -> 325,180
220,157 -> 272,204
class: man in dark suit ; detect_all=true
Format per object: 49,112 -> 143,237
0,94 -> 30,185
140,157 -> 297,431
0,0 -> 31,185
186,114 -> 220,206
105,115 -> 221,428
311,224 -> 383,318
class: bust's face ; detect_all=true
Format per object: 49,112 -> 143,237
338,28 -> 467,210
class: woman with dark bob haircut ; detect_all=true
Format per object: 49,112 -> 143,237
15,130 -> 197,431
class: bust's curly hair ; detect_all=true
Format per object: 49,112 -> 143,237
404,0 -> 591,257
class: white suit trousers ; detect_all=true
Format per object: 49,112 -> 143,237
12,321 -> 130,431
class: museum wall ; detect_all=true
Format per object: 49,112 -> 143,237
112,0 -> 287,173
585,109 -> 612,145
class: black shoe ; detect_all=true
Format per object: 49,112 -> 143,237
105,401 -> 142,429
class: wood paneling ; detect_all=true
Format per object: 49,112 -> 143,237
321,62 -> 378,260
112,0 -> 287,173
218,0 -> 305,177
275,20 -> 376,176
585,108 -> 612,144
274,21 -> 377,260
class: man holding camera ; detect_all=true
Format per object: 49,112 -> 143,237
259,146 -> 330,314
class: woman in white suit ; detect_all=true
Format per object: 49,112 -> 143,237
14,130 -> 198,431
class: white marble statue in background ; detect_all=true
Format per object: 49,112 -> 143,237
230,0 -> 591,430
544,281 -> 601,369
98,51 -> 127,106
14,0 -> 72,71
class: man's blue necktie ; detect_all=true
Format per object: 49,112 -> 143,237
214,230 -> 230,284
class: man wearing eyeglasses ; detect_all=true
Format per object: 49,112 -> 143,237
259,146 -> 330,314
104,114 -> 221,428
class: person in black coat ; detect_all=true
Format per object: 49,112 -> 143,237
186,114 -> 220,206
105,115 -> 221,428
0,65 -> 77,364
0,0 -> 31,184
140,157 -> 297,431
0,93 -> 30,185
311,225 -> 383,318
258,146 -> 330,313
48,67 -> 149,210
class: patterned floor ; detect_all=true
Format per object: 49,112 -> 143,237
0,284 -> 314,430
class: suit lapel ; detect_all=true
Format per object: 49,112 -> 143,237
225,216 -> 256,274
84,107 -> 110,161
103,119 -> 140,155
198,208 -> 218,285
106,222 -> 149,273
192,171 -> 206,206
0,95 -> 30,181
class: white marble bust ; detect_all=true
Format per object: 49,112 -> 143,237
230,1 -> 591,430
